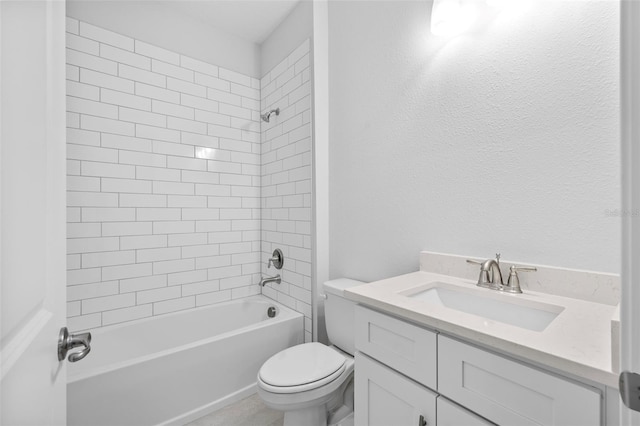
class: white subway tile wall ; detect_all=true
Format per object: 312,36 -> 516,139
66,18 -> 263,331
260,40 -> 313,343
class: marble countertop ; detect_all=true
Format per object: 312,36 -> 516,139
345,270 -> 618,388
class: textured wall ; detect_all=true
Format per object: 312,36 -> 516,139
260,40 -> 313,343
328,0 -> 620,281
66,19 -> 262,331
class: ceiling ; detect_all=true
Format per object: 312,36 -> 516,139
160,0 -> 302,44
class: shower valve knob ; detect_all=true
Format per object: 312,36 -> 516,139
267,248 -> 284,270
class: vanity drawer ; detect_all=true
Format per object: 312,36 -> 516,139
355,305 -> 437,389
438,336 -> 601,426
437,397 -> 495,426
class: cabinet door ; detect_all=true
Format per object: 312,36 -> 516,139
438,336 -> 601,426
437,397 -> 495,426
355,352 -> 436,426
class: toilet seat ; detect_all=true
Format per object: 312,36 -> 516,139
259,343 -> 347,394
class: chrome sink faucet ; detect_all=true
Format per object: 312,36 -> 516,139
467,253 -> 536,294
467,253 -> 504,289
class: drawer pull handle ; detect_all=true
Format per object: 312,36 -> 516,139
418,414 -> 427,426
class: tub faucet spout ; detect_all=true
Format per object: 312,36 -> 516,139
260,274 -> 281,287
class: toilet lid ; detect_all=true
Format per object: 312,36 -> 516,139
259,343 -> 346,388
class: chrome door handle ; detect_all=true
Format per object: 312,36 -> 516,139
58,327 -> 92,362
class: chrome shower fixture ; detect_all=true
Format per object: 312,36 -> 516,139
261,108 -> 280,123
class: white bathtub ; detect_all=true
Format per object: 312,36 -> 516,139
67,295 -> 303,426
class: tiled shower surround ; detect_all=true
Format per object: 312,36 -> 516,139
65,18 -> 312,334
260,41 -> 313,343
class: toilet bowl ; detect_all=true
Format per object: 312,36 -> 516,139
256,278 -> 364,426
257,343 -> 354,426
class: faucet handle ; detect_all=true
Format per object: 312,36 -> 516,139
511,265 -> 537,272
466,259 -> 483,266
505,265 -> 537,293
267,249 -> 284,270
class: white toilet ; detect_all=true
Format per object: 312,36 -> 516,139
257,278 -> 364,426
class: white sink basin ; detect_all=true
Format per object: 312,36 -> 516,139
403,282 -> 564,331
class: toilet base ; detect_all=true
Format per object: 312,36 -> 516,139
284,405 -> 327,426
262,377 -> 353,426
330,411 -> 354,426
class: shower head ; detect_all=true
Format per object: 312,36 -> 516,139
261,108 -> 280,123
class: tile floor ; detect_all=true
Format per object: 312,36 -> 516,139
187,392 -> 355,426
187,394 -> 284,426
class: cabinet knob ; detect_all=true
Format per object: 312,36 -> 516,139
419,414 -> 427,426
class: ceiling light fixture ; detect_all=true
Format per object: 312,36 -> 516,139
430,0 -> 477,37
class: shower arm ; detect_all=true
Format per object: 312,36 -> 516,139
261,108 -> 280,123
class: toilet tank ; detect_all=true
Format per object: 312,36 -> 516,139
323,278 -> 365,356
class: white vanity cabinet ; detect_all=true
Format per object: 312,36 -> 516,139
355,352 -> 436,426
354,305 -> 603,426
438,336 -> 601,425
437,397 -> 493,426
354,305 -> 437,389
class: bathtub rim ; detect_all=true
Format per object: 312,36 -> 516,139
67,295 -> 301,384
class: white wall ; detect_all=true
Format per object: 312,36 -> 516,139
328,0 -> 620,282
260,40 -> 314,343
66,1 -> 261,78
260,1 -> 313,77
65,18 -> 262,330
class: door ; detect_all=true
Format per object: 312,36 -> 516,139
0,0 -> 67,424
354,352 -> 436,426
621,0 -> 640,424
